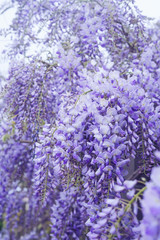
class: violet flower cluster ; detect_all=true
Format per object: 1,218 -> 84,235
0,0 -> 160,239
140,166 -> 160,240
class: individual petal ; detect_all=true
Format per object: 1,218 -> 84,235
105,198 -> 119,207
124,179 -> 137,189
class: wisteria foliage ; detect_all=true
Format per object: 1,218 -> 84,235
0,0 -> 160,239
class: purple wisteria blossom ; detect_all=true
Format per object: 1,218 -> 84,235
140,167 -> 160,240
0,0 -> 160,239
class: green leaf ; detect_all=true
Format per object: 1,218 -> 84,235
2,133 -> 10,142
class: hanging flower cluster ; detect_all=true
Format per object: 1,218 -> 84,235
0,0 -> 160,239
140,166 -> 160,240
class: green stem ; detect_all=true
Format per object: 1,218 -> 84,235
109,186 -> 147,239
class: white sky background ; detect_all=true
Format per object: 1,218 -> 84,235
135,0 -> 160,19
0,1 -> 17,79
0,0 -> 160,79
